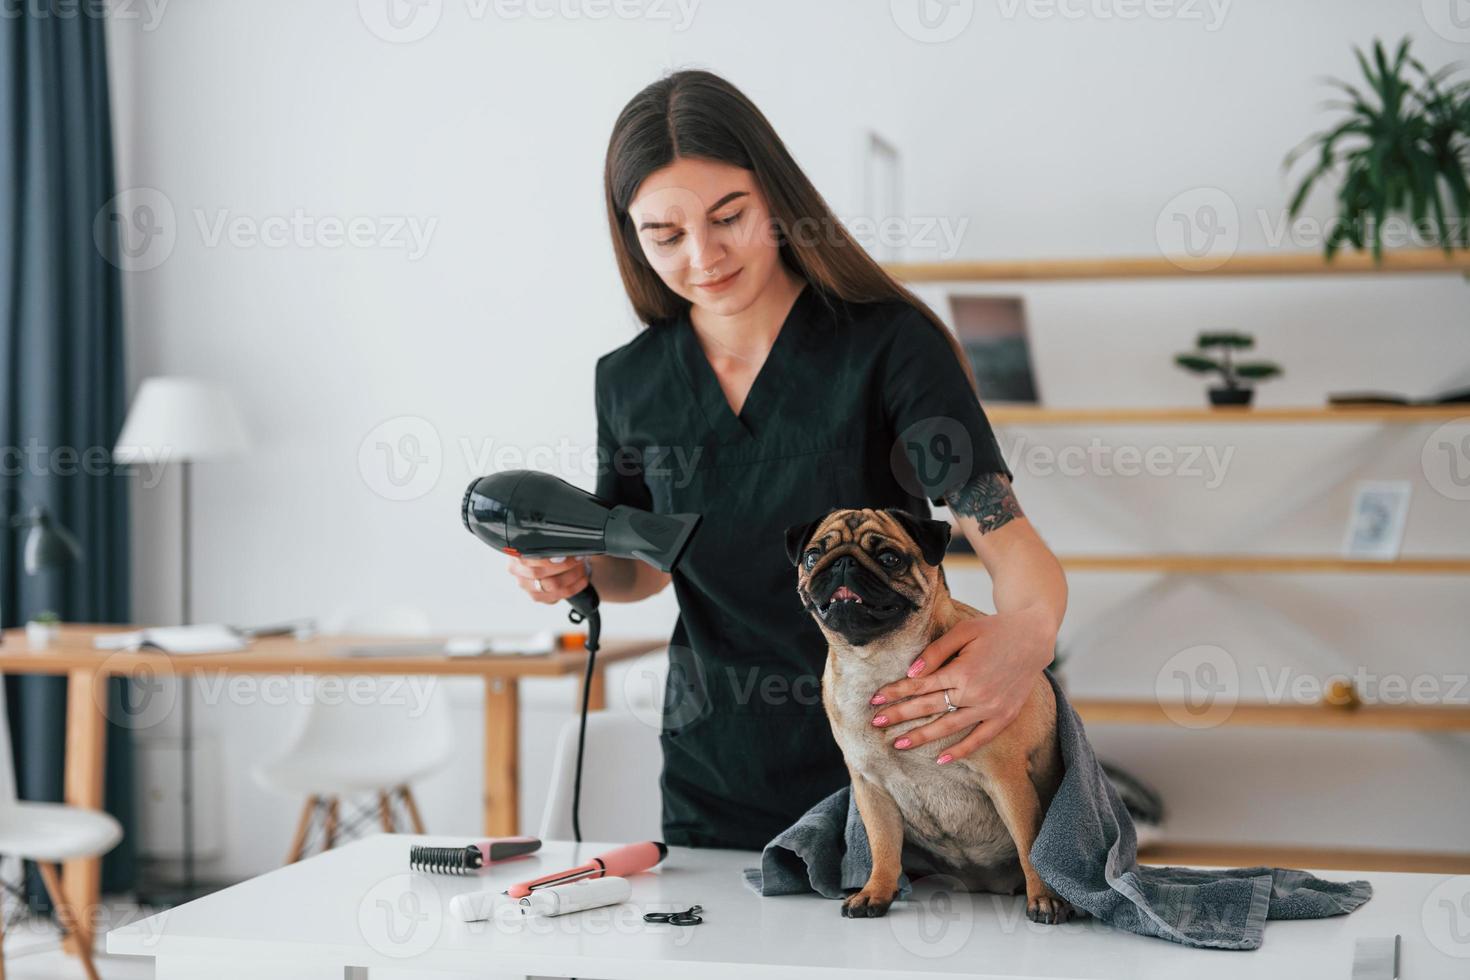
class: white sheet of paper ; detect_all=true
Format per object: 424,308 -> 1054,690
93,624 -> 248,654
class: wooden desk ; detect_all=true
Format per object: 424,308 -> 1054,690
0,624 -> 663,943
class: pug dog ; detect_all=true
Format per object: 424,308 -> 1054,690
785,507 -> 1072,924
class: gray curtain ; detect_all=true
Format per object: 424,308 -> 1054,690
1,7 -> 136,894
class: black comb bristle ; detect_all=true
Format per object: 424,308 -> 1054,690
409,844 -> 483,875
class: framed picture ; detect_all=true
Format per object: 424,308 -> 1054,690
1341,480 -> 1413,560
862,131 -> 902,262
948,295 -> 1041,403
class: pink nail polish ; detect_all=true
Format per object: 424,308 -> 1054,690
936,753 -> 953,765
894,737 -> 912,749
870,694 -> 887,705
906,660 -> 925,678
872,715 -> 887,727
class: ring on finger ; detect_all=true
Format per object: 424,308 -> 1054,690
535,579 -> 545,593
943,689 -> 958,713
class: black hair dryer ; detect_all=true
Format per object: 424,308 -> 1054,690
460,469 -> 699,842
461,470 -> 700,621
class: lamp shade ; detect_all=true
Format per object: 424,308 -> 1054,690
21,506 -> 84,573
114,377 -> 249,463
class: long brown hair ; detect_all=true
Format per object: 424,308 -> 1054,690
602,69 -> 978,392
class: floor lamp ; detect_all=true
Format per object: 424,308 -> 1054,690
114,377 -> 248,901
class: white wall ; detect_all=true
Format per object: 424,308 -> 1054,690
105,0 -> 1469,879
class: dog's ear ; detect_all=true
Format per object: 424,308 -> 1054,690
884,508 -> 952,566
784,515 -> 827,567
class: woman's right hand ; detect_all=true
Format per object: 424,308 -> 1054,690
507,555 -> 592,605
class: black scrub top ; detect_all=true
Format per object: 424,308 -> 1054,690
594,282 -> 1012,851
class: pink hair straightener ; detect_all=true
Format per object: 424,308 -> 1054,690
408,836 -> 542,875
505,841 -> 668,897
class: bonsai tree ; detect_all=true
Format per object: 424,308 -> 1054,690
1175,332 -> 1282,405
1284,37 -> 1470,261
30,610 -> 60,625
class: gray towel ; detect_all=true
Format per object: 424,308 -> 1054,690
742,671 -> 1372,950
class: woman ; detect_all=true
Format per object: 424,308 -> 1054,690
508,70 -> 1067,851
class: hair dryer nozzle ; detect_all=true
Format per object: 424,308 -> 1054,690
604,507 -> 700,573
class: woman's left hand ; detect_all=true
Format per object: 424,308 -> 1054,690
868,605 -> 1057,764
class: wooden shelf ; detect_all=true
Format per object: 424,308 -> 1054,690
1071,698 -> 1470,731
1137,841 -> 1470,874
985,404 -> 1469,425
946,553 -> 1470,575
891,248 -> 1470,872
884,249 -> 1470,282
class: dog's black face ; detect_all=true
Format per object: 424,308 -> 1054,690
785,507 -> 952,647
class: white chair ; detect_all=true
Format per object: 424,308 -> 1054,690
0,672 -> 121,980
539,711 -> 662,842
251,606 -> 455,863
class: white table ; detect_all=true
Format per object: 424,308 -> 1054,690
106,834 -> 1470,979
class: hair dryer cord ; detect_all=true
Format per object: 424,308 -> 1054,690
568,605 -> 599,843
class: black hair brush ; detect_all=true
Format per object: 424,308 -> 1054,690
408,836 -> 542,875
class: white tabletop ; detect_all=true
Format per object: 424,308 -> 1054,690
106,834 -> 1470,979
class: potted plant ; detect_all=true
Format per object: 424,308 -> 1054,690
1284,37 -> 1470,261
1175,332 -> 1283,406
26,610 -> 62,649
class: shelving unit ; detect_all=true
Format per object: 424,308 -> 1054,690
947,554 -> 1470,575
1136,842 -> 1470,875
985,404 -> 1468,425
885,248 -> 1470,282
1069,699 -> 1470,732
890,249 -> 1470,874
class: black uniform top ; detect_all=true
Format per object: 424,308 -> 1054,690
594,282 -> 1012,851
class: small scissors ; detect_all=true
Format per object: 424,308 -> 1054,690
643,904 -> 703,926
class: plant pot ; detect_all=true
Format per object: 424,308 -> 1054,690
1208,386 -> 1253,406
26,621 -> 60,650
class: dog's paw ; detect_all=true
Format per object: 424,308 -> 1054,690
841,887 -> 897,918
1026,891 -> 1074,925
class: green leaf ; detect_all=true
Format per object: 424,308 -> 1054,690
1354,45 -> 1378,95
1408,150 -> 1433,225
1287,174 -> 1318,218
1198,332 -> 1253,348
1175,355 -> 1222,375
1235,363 -> 1283,380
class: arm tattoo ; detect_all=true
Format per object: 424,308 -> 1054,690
943,472 -> 1023,534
